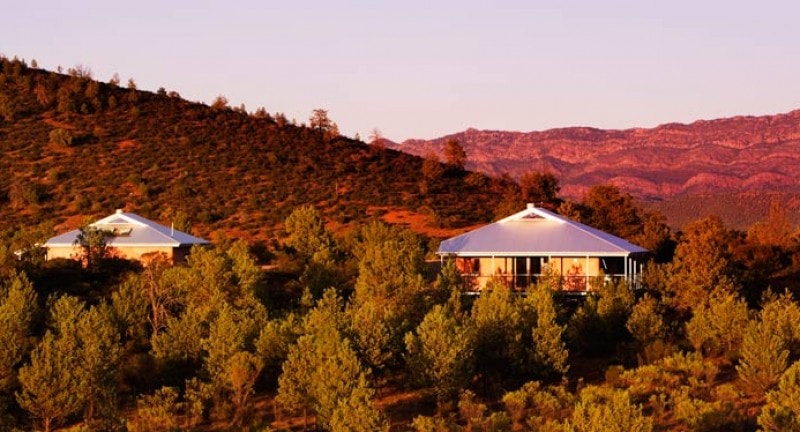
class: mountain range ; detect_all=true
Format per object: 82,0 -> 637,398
390,110 -> 800,200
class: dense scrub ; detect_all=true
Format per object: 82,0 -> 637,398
1,195 -> 800,431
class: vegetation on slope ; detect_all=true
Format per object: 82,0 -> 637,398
0,56 -> 507,243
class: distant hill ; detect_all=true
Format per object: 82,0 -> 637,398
0,58 -> 509,242
643,192 -> 800,231
390,111 -> 800,229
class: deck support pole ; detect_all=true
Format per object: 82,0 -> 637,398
585,255 -> 590,291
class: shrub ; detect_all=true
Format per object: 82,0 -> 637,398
685,291 -> 749,360
127,387 -> 181,432
759,360 -> 800,431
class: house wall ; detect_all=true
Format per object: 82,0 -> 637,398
455,255 -> 615,291
47,246 -> 179,263
550,257 -> 601,277
114,246 -> 176,262
46,246 -> 82,261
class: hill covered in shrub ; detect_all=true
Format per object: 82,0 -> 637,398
0,57 -> 508,242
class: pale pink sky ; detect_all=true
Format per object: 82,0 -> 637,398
3,0 -> 799,141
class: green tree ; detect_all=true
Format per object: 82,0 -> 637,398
502,381 -> 574,431
203,301 -> 266,389
276,289 -> 385,430
519,171 -> 561,208
127,386 -> 181,432
353,221 -> 425,302
224,351 -> 263,427
110,275 -> 149,342
443,139 -> 467,170
75,304 -> 122,421
760,291 -> 800,360
630,211 -> 674,263
748,198 -> 795,248
527,282 -> 569,376
468,281 -> 527,380
16,332 -> 83,432
278,289 -> 346,428
276,333 -> 318,429
0,271 -> 38,392
349,222 -> 429,373
284,204 -> 338,264
737,319 -> 788,395
567,279 -> 633,356
685,291 -> 749,360
255,313 -> 303,379
278,321 -> 381,430
309,108 -> 340,141
405,304 -> 474,411
328,382 -> 388,432
566,386 -> 652,432
225,239 -> 263,296
349,298 -> 396,375
578,184 -> 643,239
759,360 -> 800,431
664,216 -> 739,312
151,305 -> 206,364
421,152 -> 445,195
74,225 -> 111,269
29,296 -> 122,423
626,294 -> 665,348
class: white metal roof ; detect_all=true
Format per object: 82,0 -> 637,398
437,204 -> 648,256
44,210 -> 210,248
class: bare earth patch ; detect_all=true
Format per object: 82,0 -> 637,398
372,207 -> 483,238
117,139 -> 140,150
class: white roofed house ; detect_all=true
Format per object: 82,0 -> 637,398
437,204 -> 648,292
44,209 -> 210,265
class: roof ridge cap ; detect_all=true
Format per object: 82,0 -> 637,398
499,206 -> 564,224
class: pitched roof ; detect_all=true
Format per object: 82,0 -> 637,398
44,210 -> 210,248
438,204 -> 647,256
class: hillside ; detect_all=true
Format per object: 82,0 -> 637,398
0,58 -> 508,242
645,192 -> 800,231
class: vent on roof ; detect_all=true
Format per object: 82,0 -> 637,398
521,213 -> 544,220
111,227 -> 133,236
95,224 -> 133,236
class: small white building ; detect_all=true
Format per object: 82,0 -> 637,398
44,209 -> 210,264
437,204 -> 648,292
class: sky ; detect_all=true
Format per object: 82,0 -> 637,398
3,1 -> 800,141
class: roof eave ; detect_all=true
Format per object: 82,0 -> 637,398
436,250 -> 646,256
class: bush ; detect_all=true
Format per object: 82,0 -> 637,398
685,291 -> 749,360
49,128 -> 73,146
567,386 -> 652,432
127,387 -> 181,432
760,360 -> 800,430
